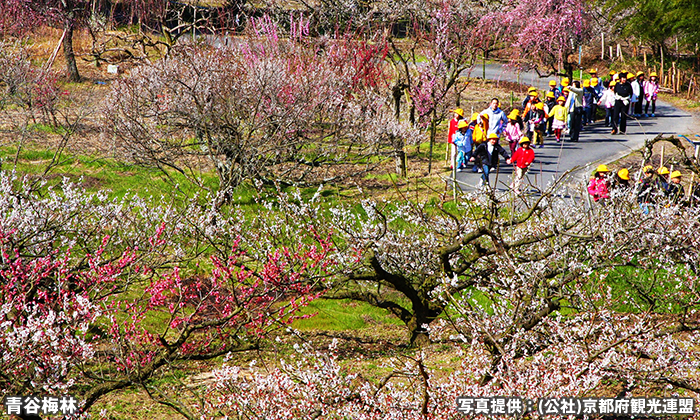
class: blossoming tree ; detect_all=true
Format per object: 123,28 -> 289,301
103,16 -> 420,200
0,174 -> 336,418
479,0 -> 593,79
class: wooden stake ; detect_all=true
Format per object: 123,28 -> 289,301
644,51 -> 647,67
45,28 -> 67,72
609,46 -> 614,60
601,33 -> 605,60
672,62 -> 676,93
688,173 -> 695,201
660,145 -> 665,168
661,48 -> 664,86
676,36 -> 679,57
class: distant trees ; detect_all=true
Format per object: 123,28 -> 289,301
103,18 -> 420,200
0,0 -> 106,82
602,0 -> 700,56
386,0 -> 482,173
0,0 -> 242,82
479,0 -> 592,79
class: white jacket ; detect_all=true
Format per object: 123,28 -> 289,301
630,80 -> 640,102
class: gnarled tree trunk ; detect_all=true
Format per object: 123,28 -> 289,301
63,13 -> 80,82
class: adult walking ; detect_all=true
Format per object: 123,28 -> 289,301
566,81 -> 584,142
612,73 -> 632,135
481,98 -> 508,137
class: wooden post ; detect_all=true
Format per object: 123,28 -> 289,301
601,33 -> 605,60
452,147 -> 457,200
689,173 -> 696,201
660,145 -> 665,168
617,43 -> 621,58
688,76 -> 694,99
609,46 -> 614,60
676,36 -> 679,58
644,51 -> 647,67
671,63 -> 675,93
661,47 -> 664,86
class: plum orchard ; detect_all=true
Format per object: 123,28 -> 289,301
1,171 -> 699,417
201,185 -> 700,419
0,173 -> 335,418
103,17 -> 420,202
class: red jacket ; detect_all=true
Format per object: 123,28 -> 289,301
511,147 -> 535,169
448,118 -> 460,144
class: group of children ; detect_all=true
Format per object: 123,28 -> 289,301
449,99 -> 534,191
588,164 -> 698,210
446,68 -> 663,191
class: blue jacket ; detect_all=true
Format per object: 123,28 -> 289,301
453,130 -> 473,153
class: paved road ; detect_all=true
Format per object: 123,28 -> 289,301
452,64 -> 699,192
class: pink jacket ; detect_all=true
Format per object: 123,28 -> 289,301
643,80 -> 659,100
504,121 -> 522,143
587,177 -> 610,202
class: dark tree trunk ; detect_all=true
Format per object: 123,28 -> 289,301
392,83 -> 403,120
407,306 -> 440,347
63,13 -> 80,82
563,61 -> 574,81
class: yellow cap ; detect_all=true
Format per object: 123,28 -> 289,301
563,86 -> 570,92
487,133 -> 499,139
670,170 -> 682,179
609,70 -> 616,76
596,164 -> 609,173
452,108 -> 464,117
590,77 -> 599,86
636,71 -> 644,77
528,86 -> 537,92
627,72 -> 634,79
609,81 -> 617,87
549,80 -> 557,87
617,168 -> 629,180
457,120 -> 468,129
507,109 -> 520,120
650,72 -> 658,77
589,68 -> 598,74
519,136 -> 531,144
470,112 -> 480,121
557,96 -> 565,102
657,166 -> 670,175
535,102 -> 544,110
643,165 -> 654,173
546,91 -> 555,98
562,77 -> 570,86
583,80 -> 590,87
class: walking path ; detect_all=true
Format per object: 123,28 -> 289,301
454,64 -> 699,192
